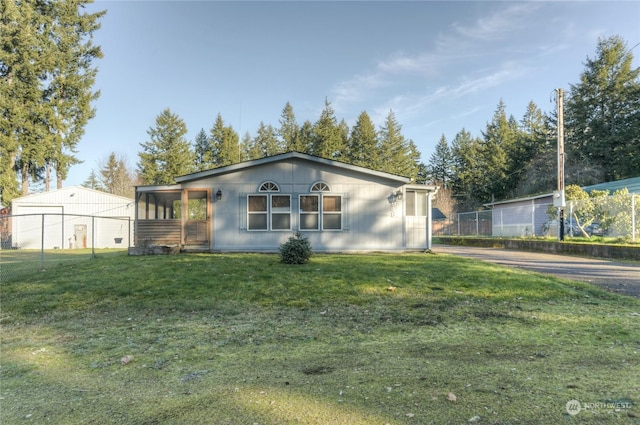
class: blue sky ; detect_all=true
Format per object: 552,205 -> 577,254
65,0 -> 640,186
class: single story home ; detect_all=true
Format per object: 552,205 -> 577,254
133,152 -> 439,253
10,186 -> 135,249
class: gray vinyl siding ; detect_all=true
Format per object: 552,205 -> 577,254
182,157 -> 406,252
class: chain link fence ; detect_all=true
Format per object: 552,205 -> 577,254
434,210 -> 493,236
0,213 -> 132,281
434,193 -> 639,241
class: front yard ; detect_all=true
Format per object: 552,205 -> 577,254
1,252 -> 638,424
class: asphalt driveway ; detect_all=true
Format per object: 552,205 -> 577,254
433,243 -> 640,298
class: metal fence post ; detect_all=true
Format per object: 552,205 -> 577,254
91,216 -> 96,258
40,214 -> 45,271
633,194 -> 637,243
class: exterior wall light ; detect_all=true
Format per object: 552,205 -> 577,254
216,189 -> 222,201
388,190 -> 403,204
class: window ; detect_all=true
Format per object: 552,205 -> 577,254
406,191 -> 427,216
247,182 -> 290,231
248,195 -> 268,230
299,183 -> 342,231
271,195 -> 291,230
259,181 -> 279,192
300,195 -> 319,230
322,195 -> 342,230
311,182 -> 330,192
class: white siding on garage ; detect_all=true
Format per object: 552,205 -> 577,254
10,186 -> 134,249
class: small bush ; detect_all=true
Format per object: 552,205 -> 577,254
279,231 -> 313,264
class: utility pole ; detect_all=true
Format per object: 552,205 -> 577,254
556,88 -> 566,241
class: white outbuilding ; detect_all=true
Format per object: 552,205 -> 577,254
10,186 -> 135,249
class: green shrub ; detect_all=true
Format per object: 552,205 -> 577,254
279,231 -> 313,264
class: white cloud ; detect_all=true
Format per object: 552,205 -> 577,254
332,3 -> 543,111
448,2 -> 541,42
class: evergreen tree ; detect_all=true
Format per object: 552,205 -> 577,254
514,102 -> 556,195
251,121 -> 282,158
278,102 -> 301,152
479,99 -> 519,201
0,0 -> 104,200
46,1 -> 104,190
1,0 -> 51,198
82,170 -> 101,191
239,131 -> 253,161
565,35 -> 640,181
427,134 -> 453,187
194,128 -> 214,171
209,113 -> 240,167
450,128 -> 484,211
311,99 -> 345,159
377,110 -> 419,180
298,120 -> 315,155
138,108 -> 193,185
346,111 -> 378,168
99,152 -> 135,198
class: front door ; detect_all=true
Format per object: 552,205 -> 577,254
405,190 -> 428,249
74,224 -> 87,249
184,190 -> 209,246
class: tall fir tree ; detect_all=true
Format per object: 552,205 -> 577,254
298,120 -> 315,155
311,99 -> 345,160
209,113 -> 240,167
514,101 -> 555,196
0,0 -> 104,200
46,1 -> 104,190
479,99 -> 519,202
138,108 -> 194,185
251,121 -> 282,158
2,0 -> 51,198
427,134 -> 454,187
565,35 -> 640,181
82,170 -> 101,191
346,111 -> 378,168
239,131 -> 253,161
278,102 -> 301,152
377,110 -> 419,181
98,152 -> 135,198
450,128 -> 484,211
194,128 -> 214,171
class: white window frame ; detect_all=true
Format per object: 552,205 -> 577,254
406,190 -> 427,217
270,194 -> 292,231
321,194 -> 343,231
299,183 -> 343,231
247,194 -> 269,231
299,194 -> 320,231
247,181 -> 291,231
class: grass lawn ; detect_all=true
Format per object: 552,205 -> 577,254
1,251 -> 639,424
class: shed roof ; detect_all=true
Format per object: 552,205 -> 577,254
484,192 -> 553,207
12,185 -> 133,203
582,176 -> 640,194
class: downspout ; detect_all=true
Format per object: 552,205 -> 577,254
427,186 -> 439,250
401,187 -> 406,250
